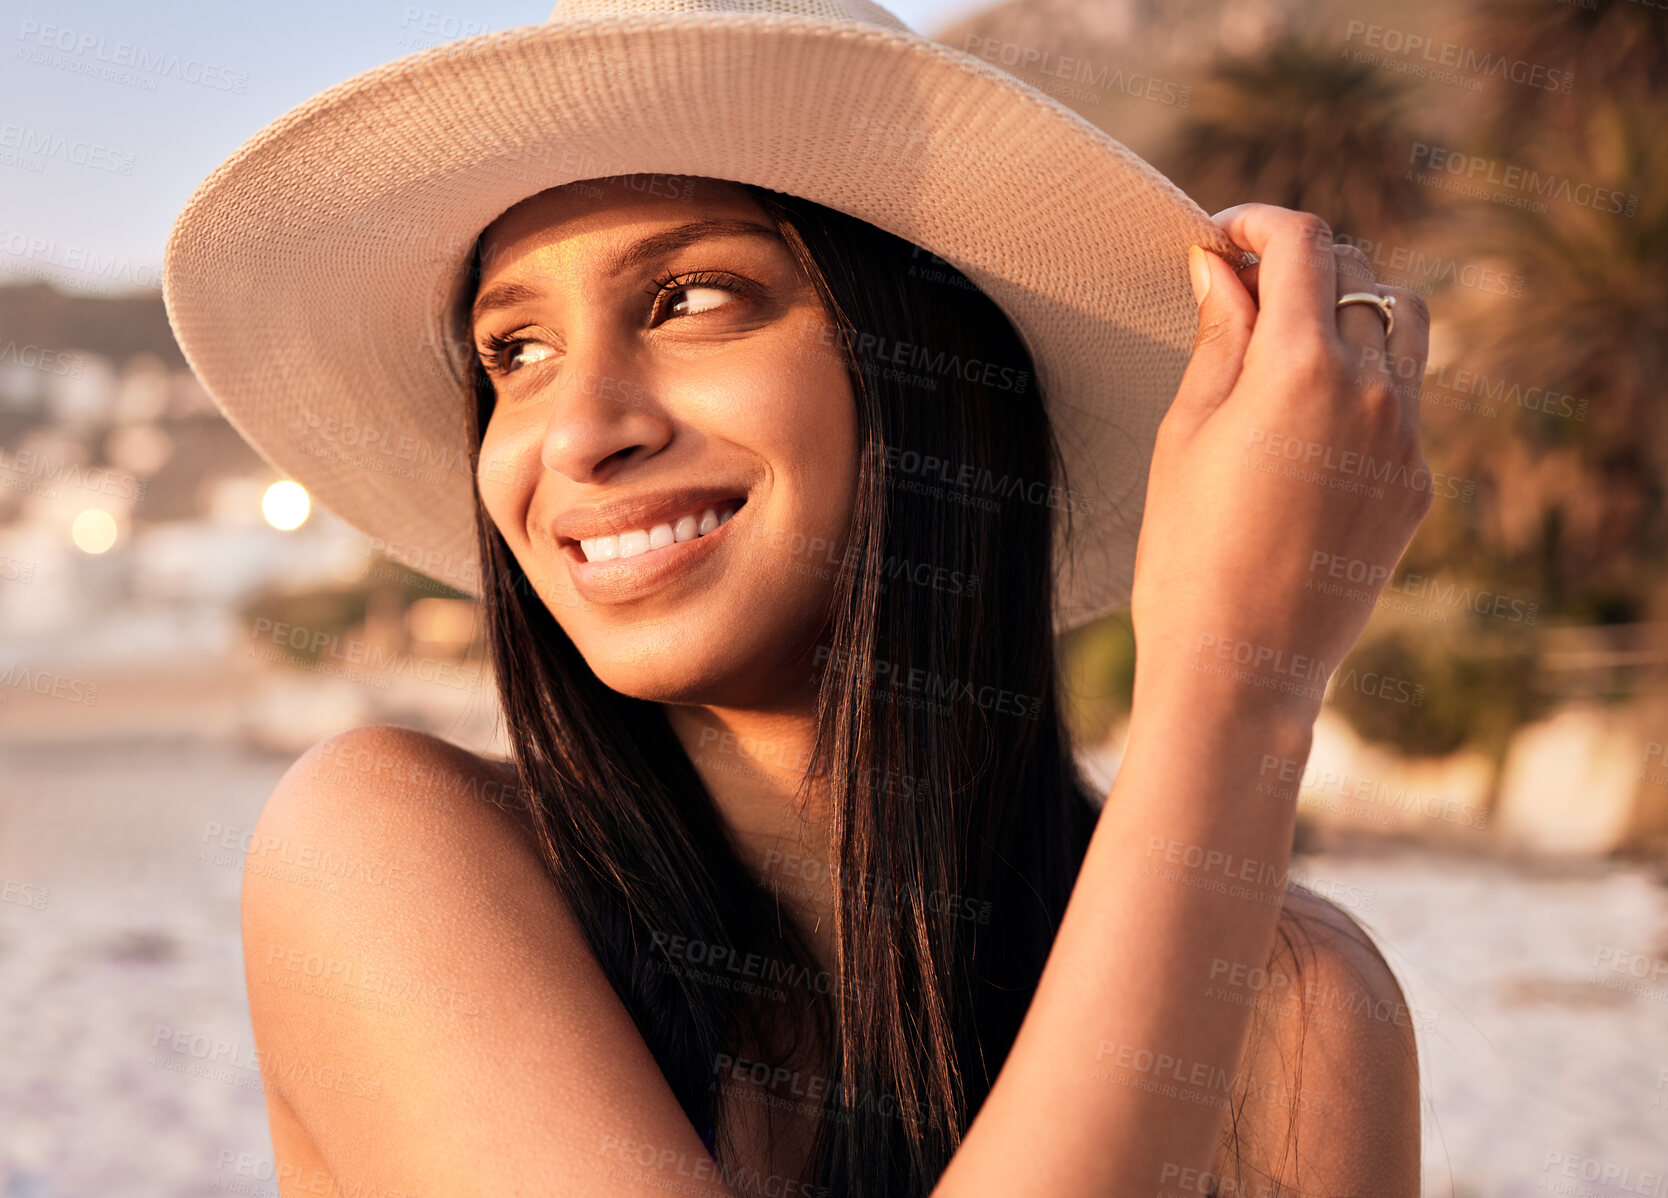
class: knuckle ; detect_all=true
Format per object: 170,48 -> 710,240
1333,243 -> 1374,276
1385,286 -> 1431,327
1414,473 -> 1437,517
1291,211 -> 1334,253
1192,312 -> 1238,351
1358,377 -> 1403,426
1289,340 -> 1342,389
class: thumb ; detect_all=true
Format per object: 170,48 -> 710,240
1169,246 -> 1256,422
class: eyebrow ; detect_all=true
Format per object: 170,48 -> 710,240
469,218 -> 782,328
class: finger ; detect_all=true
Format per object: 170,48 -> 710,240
1332,243 -> 1387,367
1166,246 -> 1259,428
1377,284 -> 1432,439
1209,204 -> 1340,340
1231,257 -> 1263,305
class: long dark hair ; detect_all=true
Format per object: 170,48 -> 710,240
460,178 -> 1316,1196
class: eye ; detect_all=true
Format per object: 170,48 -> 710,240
647,269 -> 751,325
477,330 -> 556,376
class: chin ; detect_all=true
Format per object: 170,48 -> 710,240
571,607 -> 824,710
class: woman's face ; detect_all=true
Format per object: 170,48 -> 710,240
472,175 -> 858,708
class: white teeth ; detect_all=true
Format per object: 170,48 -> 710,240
578,501 -> 742,563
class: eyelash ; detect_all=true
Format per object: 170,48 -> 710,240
476,269 -> 751,376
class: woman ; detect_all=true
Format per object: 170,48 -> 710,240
167,2 -> 1430,1195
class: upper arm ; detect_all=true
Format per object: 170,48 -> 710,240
1208,885 -> 1423,1197
241,724 -> 735,1198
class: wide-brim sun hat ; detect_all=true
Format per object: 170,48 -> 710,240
163,0 -> 1255,635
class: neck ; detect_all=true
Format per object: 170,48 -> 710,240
662,701 -> 839,977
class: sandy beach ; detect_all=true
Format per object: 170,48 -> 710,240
2,651 -> 1665,1196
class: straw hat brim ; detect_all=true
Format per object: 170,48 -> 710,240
162,11 -> 1253,634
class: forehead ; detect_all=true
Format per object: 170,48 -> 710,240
476,174 -> 776,280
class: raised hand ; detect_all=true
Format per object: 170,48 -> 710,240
1129,203 -> 1435,727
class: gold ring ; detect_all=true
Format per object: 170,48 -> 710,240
1335,291 -> 1396,338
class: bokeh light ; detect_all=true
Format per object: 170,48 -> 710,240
261,480 -> 310,531
70,508 -> 118,554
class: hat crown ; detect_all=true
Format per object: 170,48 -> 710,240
546,0 -> 915,34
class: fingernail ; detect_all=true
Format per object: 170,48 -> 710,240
1188,246 -> 1212,305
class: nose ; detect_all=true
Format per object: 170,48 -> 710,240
538,335 -> 671,481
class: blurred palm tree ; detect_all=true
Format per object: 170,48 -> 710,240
1459,0 -> 1668,149
1429,17 -> 1668,623
1163,31 -> 1427,238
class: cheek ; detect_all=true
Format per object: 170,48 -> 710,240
475,418 -> 542,549
793,360 -> 860,526
741,339 -> 858,511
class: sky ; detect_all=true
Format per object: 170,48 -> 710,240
0,0 -> 986,293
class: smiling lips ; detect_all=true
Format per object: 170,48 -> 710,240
577,499 -> 745,563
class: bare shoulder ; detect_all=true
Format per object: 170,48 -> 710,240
1207,884 -> 1423,1197
258,722 -> 530,851
240,724 -> 731,1196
